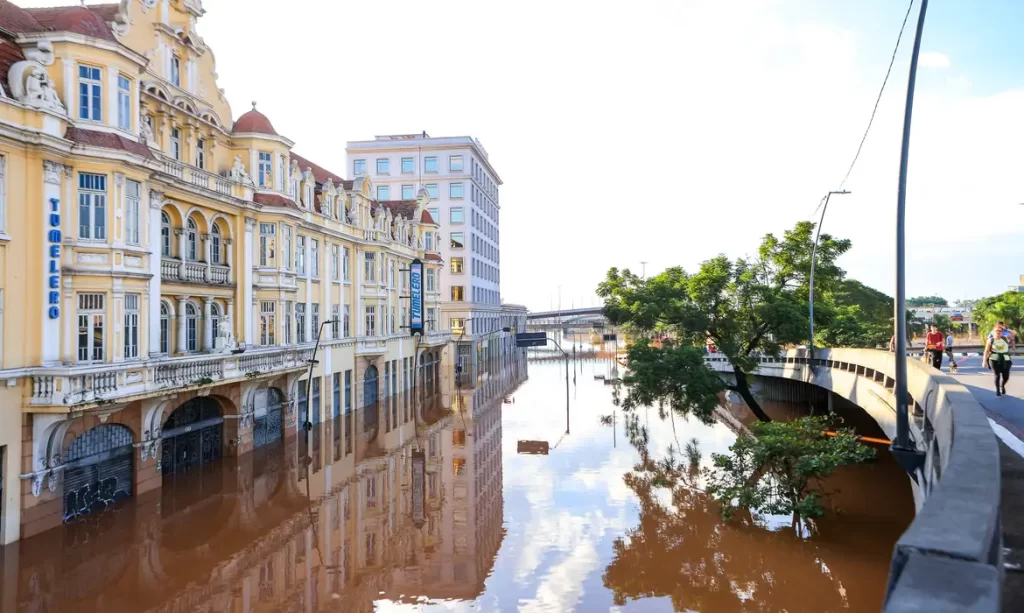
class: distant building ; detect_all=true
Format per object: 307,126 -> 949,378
1008,274 -> 1024,292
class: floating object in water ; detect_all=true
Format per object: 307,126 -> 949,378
517,440 -> 549,455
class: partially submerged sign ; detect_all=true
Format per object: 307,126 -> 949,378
517,440 -> 550,455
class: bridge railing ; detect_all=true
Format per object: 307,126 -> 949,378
704,348 -> 1001,612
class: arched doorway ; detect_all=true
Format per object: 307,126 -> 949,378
63,424 -> 134,522
161,397 -> 223,476
363,365 -> 379,408
253,388 -> 284,449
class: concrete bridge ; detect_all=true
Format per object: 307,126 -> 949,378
705,348 -> 1001,612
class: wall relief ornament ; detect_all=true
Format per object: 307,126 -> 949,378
8,61 -> 64,113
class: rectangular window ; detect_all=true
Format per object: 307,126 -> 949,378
296,236 -> 306,274
343,246 -> 350,281
333,372 -> 342,419
401,184 -> 414,200
78,65 -> 102,121
364,252 -> 375,281
117,74 -> 131,131
283,301 -> 292,344
260,301 -> 276,345
331,305 -> 340,338
425,232 -> 433,251
296,303 -> 306,343
353,159 -> 366,176
311,239 -> 320,277
401,307 -> 407,329
344,369 -> 352,414
259,223 -> 275,266
376,185 -> 390,201
78,173 -> 107,240
389,261 -> 396,288
196,138 -> 206,170
283,226 -> 292,269
365,305 -> 375,336
343,304 -> 350,337
424,156 -> 437,173
124,294 -> 139,359
77,293 -> 105,362
450,207 -> 464,223
390,307 -> 396,335
311,304 -> 320,338
450,232 -> 464,249
125,179 -> 140,245
171,55 -> 181,87
259,152 -> 272,188
449,155 -> 464,172
451,317 -> 465,333
426,268 -> 435,292
451,257 -> 464,274
427,307 -> 436,331
428,207 -> 440,223
376,158 -> 389,174
331,244 -> 340,280
425,184 -> 438,199
451,286 -> 465,302
171,128 -> 181,160
401,157 -> 414,173
450,182 -> 464,198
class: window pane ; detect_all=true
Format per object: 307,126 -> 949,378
424,157 -> 437,172
450,233 -> 464,249
401,185 -> 414,200
425,184 -> 438,199
376,158 -> 389,174
451,257 -> 464,273
450,207 -> 464,223
449,155 -> 463,172
450,183 -> 464,198
401,157 -> 414,173
354,159 -> 366,175
377,185 -> 390,200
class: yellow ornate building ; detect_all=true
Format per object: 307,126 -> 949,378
0,0 -> 448,543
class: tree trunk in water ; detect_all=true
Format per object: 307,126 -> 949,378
731,364 -> 771,422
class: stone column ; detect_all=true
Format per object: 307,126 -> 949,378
226,299 -> 235,344
224,238 -> 234,283
148,190 -> 164,356
355,247 -> 363,337
175,228 -> 186,279
243,218 -> 255,344
177,295 -> 189,354
203,297 -> 214,352
202,233 -> 212,282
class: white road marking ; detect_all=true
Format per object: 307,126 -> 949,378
988,418 -> 1024,459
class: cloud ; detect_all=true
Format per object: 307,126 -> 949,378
920,51 -> 951,69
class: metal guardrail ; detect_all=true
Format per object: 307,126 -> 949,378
704,349 -> 1002,611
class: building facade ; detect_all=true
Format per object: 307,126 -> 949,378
0,0 -> 449,544
346,134 -> 507,376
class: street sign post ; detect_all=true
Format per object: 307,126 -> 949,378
515,332 -> 548,348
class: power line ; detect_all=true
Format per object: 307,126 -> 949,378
837,0 -> 916,190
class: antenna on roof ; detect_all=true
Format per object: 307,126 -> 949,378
251,101 -> 257,110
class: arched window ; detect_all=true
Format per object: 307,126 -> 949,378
210,302 -> 221,341
185,302 -> 198,352
211,223 -> 221,264
160,301 -> 170,354
186,218 -> 198,261
161,212 -> 171,257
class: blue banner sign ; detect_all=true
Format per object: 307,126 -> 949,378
410,258 -> 423,335
47,198 -> 61,319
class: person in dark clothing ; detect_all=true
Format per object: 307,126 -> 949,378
984,323 -> 1012,396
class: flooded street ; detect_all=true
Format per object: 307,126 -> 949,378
0,351 -> 913,612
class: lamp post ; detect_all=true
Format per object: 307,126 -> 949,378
892,0 -> 929,472
809,189 -> 850,365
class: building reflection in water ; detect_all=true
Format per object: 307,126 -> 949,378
2,351 -> 528,613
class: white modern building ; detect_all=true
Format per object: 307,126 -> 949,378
347,134 -> 505,373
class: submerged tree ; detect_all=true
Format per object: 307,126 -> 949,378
598,221 -> 851,422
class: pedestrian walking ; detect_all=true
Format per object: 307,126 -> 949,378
984,323 -> 1012,396
945,329 -> 958,373
925,325 -> 945,369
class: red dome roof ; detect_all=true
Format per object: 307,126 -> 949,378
232,103 -> 278,136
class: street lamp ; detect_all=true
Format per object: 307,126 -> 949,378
892,0 -> 929,473
809,189 -> 850,365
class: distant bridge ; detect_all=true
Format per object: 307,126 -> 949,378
526,308 -> 608,330
526,307 -> 604,320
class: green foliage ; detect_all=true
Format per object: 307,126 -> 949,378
705,416 -> 874,521
907,296 -> 948,307
617,340 -> 725,423
598,221 -> 851,422
931,313 -> 953,333
974,291 -> 1024,335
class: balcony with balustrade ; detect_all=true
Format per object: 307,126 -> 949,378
160,257 -> 232,286
27,346 -> 314,410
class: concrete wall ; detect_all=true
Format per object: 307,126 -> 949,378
706,348 -> 1002,612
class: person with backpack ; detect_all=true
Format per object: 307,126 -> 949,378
984,323 -> 1013,396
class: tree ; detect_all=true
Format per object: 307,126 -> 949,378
907,296 -> 948,307
598,221 -> 850,422
974,291 -> 1024,335
816,280 -> 892,348
931,313 -> 953,333
705,416 -> 874,522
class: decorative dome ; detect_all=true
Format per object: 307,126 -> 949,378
232,102 -> 278,136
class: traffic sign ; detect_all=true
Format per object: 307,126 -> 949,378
516,332 -> 548,348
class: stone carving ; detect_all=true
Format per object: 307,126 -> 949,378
8,61 -> 65,113
347,204 -> 358,225
140,111 -> 155,143
216,316 -> 237,352
149,189 -> 165,209
24,40 -> 55,67
141,0 -> 158,12
230,155 -> 253,185
43,160 -> 64,185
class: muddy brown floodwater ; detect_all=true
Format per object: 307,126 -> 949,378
0,351 -> 913,612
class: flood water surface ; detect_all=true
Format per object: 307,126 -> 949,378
0,353 -> 913,612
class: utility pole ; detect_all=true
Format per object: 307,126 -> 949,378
892,0 -> 929,474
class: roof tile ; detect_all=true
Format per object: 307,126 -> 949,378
24,5 -> 117,42
253,192 -> 298,209
65,127 -> 153,159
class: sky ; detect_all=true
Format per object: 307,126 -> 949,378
23,0 -> 1024,310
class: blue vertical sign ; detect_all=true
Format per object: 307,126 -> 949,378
47,198 -> 61,319
410,258 -> 423,336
